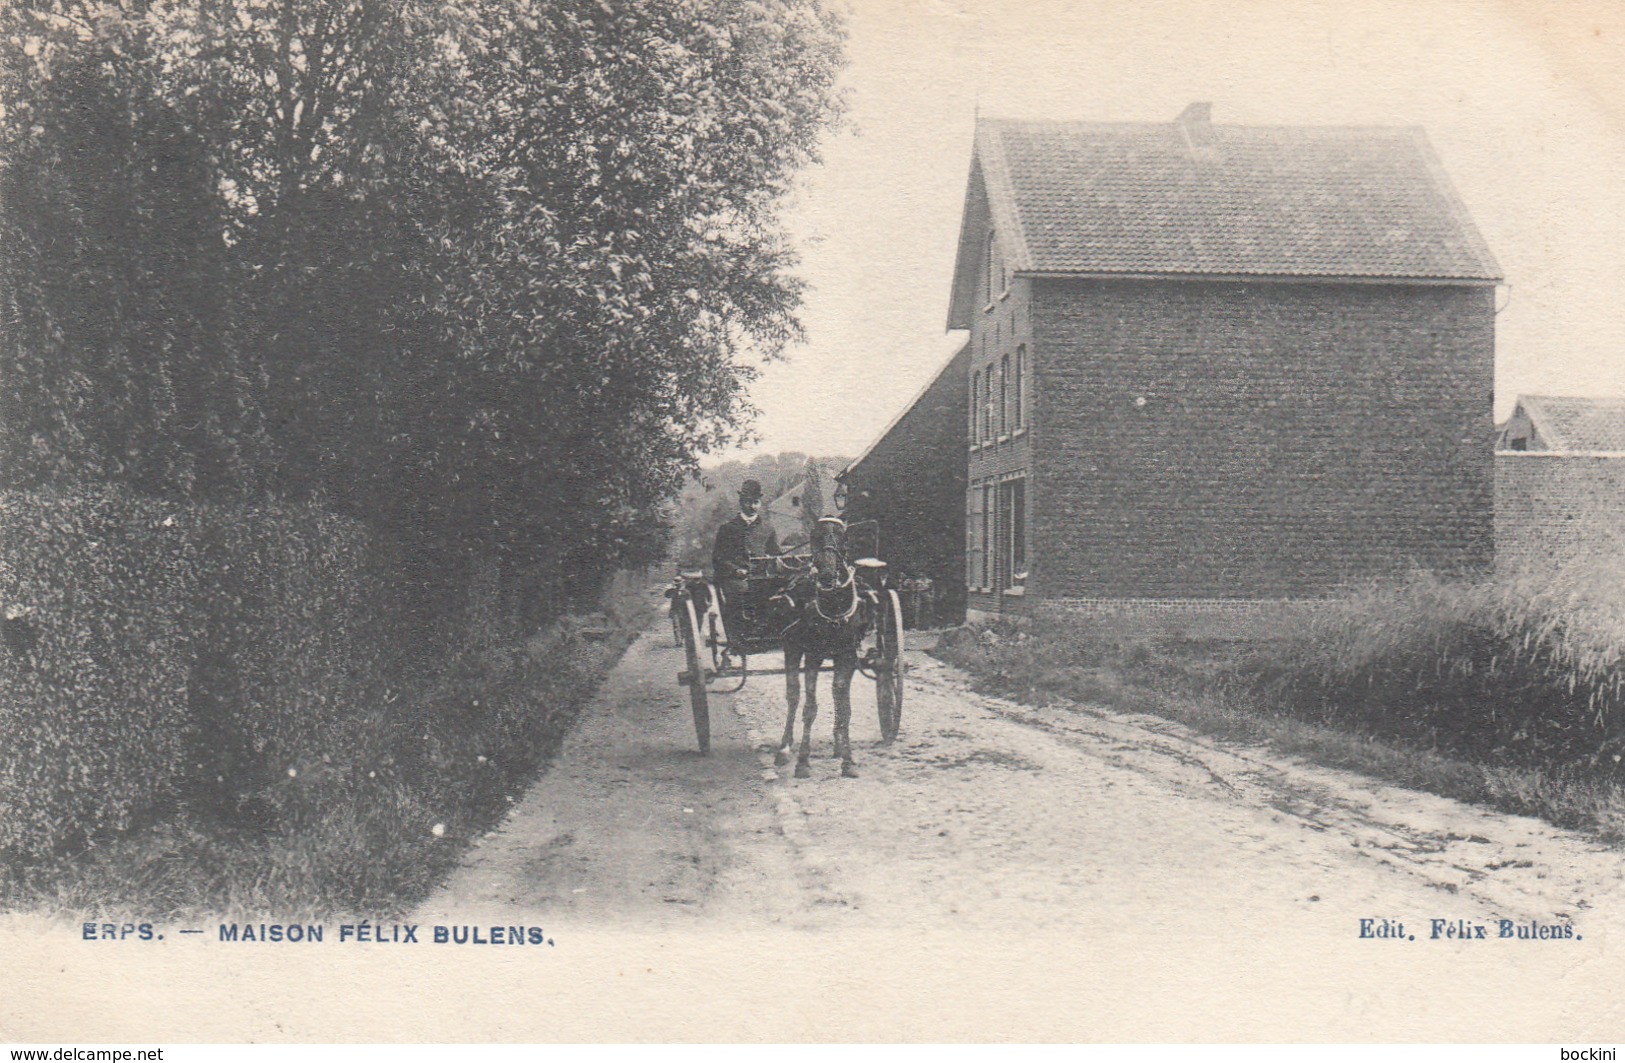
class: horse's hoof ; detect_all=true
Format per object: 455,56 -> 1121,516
774,750 -> 789,767
841,763 -> 859,779
793,761 -> 811,779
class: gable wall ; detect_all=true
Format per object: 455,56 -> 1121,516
1028,277 -> 1495,598
842,347 -> 970,626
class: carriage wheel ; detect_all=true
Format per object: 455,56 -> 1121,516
681,597 -> 711,754
706,601 -> 729,674
876,588 -> 906,741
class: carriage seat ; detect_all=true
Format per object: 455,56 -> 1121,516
710,554 -> 804,650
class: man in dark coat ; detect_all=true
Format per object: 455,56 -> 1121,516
711,478 -> 780,588
711,479 -> 780,642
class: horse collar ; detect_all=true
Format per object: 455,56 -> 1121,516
812,570 -> 859,624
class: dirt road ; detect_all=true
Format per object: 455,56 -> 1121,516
419,611 -> 1625,947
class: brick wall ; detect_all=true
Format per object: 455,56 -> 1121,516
842,345 -> 970,625
1030,277 -> 1495,599
1495,452 -> 1625,574
965,271 -> 1036,617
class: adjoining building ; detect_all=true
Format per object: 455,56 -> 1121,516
839,343 -> 970,627
1495,395 -> 1625,574
1497,395 -> 1625,453
906,103 -> 1502,622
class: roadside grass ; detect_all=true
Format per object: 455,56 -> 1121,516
932,583 -> 1625,845
0,573 -> 661,921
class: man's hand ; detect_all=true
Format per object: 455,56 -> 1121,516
735,567 -> 749,579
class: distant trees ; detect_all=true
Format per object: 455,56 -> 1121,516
668,452 -> 850,570
0,0 -> 846,600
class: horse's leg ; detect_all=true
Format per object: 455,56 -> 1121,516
833,647 -> 858,778
776,643 -> 801,767
795,650 -> 822,778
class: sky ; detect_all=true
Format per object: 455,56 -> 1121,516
718,0 -> 1625,464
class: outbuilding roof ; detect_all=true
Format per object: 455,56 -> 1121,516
948,104 -> 1502,328
1511,395 -> 1625,453
841,342 -> 969,481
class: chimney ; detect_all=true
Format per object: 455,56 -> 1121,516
1176,101 -> 1216,153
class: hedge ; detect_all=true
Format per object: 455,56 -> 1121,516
189,505 -> 391,797
0,489 -> 399,857
0,488 -> 197,855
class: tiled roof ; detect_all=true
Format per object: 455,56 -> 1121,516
1517,395 -> 1625,452
949,107 -> 1501,327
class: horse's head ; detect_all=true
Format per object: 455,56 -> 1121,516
811,516 -> 850,589
788,515 -> 863,636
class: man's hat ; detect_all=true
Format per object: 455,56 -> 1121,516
739,479 -> 764,501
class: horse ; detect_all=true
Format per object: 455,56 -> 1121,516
773,516 -> 869,779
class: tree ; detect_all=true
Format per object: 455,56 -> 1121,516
0,5 -> 254,496
0,0 -> 847,603
390,0 -> 848,572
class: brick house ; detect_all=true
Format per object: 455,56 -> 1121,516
946,104 -> 1501,618
1495,395 -> 1625,573
839,342 -> 970,626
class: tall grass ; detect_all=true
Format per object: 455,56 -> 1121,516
933,560 -> 1625,841
1243,561 -> 1625,771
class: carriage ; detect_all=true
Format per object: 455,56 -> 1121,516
666,518 -> 906,756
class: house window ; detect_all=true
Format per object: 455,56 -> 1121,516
978,366 -> 992,443
981,483 -> 994,588
965,488 -> 978,588
996,478 -> 1026,592
966,484 -> 994,591
970,369 -> 981,443
985,366 -> 996,442
978,368 -> 987,442
998,354 -> 1009,437
1013,345 -> 1025,429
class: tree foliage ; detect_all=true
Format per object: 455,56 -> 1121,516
0,0 -> 846,589
668,451 -> 849,569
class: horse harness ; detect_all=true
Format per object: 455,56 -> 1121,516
810,568 -> 859,625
